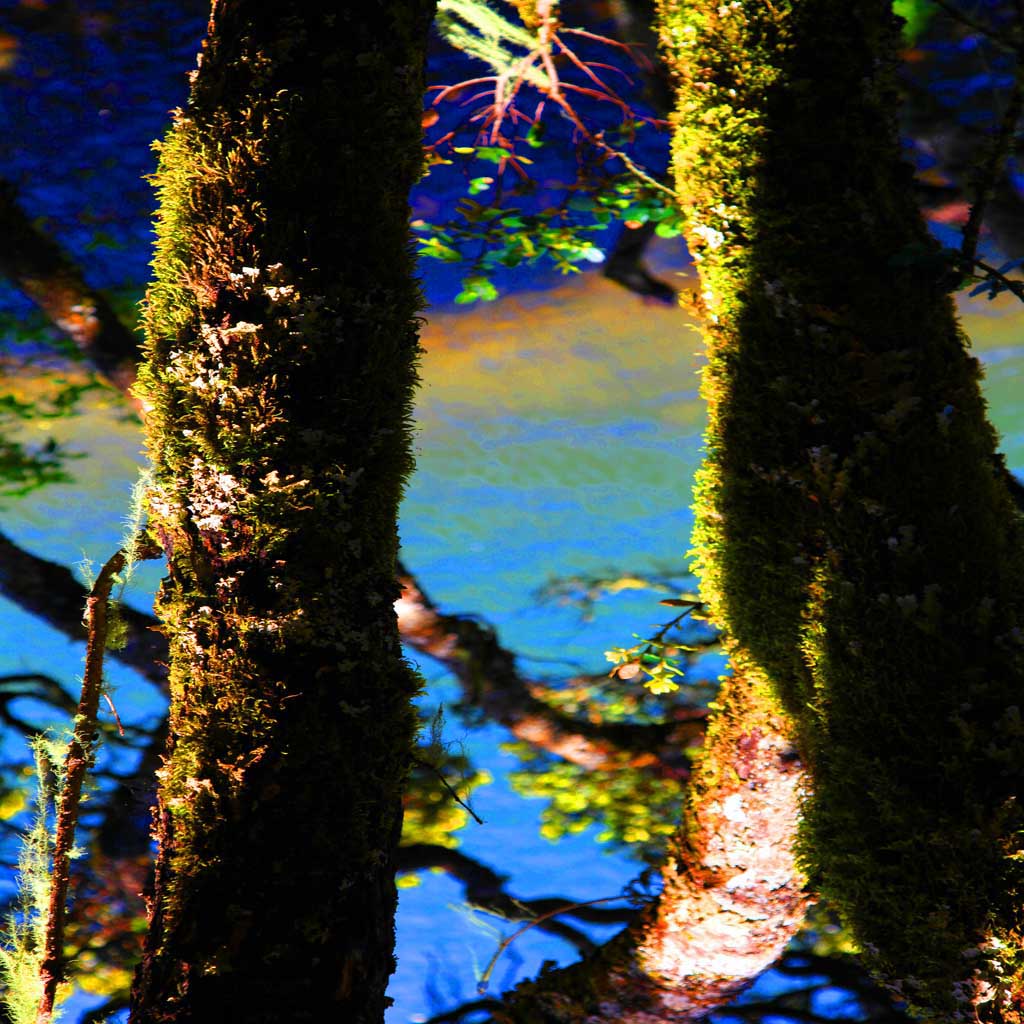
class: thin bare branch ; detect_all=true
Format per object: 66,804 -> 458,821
396,842 -> 631,954
928,0 -> 1020,53
478,894 -> 630,993
411,755 -> 485,825
36,547 -> 125,1022
966,254 -> 1024,302
960,58 -> 1024,265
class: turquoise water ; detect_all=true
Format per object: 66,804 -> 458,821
1,3 -> 1021,1020
2,253 -> 1019,1020
390,270 -> 1024,1021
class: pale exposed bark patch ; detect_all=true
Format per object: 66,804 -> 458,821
502,665 -> 808,1024
635,667 -> 807,1018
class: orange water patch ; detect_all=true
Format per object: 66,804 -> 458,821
417,261 -> 704,427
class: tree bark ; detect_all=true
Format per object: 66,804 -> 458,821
497,662 -> 808,1023
127,2 -> 435,1021
659,0 -> 1024,1017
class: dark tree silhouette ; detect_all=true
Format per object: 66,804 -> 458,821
124,2 -> 435,1021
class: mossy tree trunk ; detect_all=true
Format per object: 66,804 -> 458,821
658,0 -> 1024,1018
493,662 -> 808,1023
128,2 -> 434,1021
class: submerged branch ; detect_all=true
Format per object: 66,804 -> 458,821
0,531 -> 166,688
0,529 -> 698,783
397,563 -> 704,775
0,179 -> 141,401
422,999 -> 508,1024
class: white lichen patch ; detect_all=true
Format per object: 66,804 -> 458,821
691,222 -> 726,251
187,457 -> 248,535
721,792 -> 746,822
224,321 -> 260,336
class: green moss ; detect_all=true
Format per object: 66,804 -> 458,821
130,3 -> 436,1021
659,0 -> 1024,1018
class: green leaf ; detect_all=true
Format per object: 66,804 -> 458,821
455,198 -> 484,222
456,275 -> 499,304
474,278 -> 499,301
476,146 -> 510,164
621,206 -> 651,224
419,238 -> 462,262
892,0 -> 935,43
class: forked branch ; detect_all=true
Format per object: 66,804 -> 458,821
35,535 -> 158,1023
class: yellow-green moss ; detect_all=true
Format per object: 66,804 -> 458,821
658,0 -> 1024,1018
130,3 -> 436,1022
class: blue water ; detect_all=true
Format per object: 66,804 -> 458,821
0,4 -> 1022,1024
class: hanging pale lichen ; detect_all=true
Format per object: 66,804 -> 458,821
658,0 -> 1024,1018
435,0 -> 551,85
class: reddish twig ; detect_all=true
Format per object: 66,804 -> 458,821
426,1 -> 673,196
552,35 -> 634,108
430,76 -> 496,105
561,26 -> 654,70
36,548 -> 126,1023
101,692 -> 125,739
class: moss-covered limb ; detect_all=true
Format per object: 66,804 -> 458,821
396,564 -> 704,774
37,549 -> 126,1022
0,179 -> 141,398
128,2 -> 435,1021
658,0 -> 1024,1017
633,662 -> 808,1015
496,662 -> 808,1023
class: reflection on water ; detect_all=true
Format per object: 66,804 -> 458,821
404,255 -> 705,666
0,259 -> 1021,1022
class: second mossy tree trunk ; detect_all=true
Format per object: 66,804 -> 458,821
128,2 -> 435,1021
659,0 -> 1024,1019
